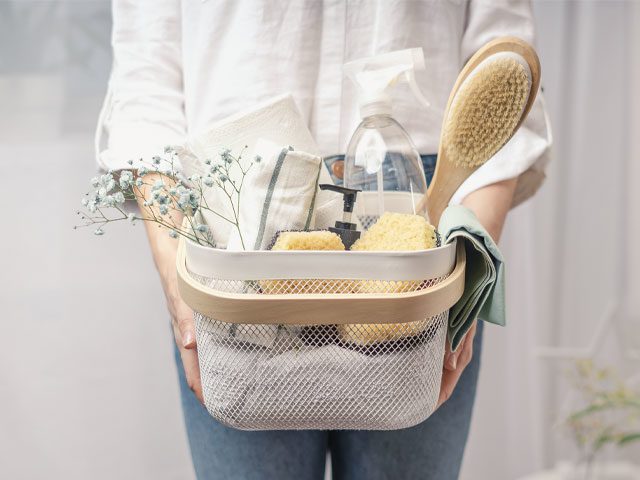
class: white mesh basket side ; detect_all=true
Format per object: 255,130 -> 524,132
193,317 -> 447,429
188,267 -> 450,430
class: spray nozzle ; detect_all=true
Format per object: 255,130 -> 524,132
319,184 -> 361,249
344,48 -> 430,118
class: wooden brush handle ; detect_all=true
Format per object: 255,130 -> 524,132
424,158 -> 479,226
420,36 -> 541,228
425,185 -> 451,229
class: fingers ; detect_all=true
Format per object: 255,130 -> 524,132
173,322 -> 204,404
443,343 -> 459,371
181,347 -> 204,404
443,321 -> 478,371
437,363 -> 465,408
173,298 -> 197,350
155,240 -> 196,350
438,342 -> 471,407
458,323 -> 476,366
437,321 -> 478,408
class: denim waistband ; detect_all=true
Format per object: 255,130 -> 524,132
323,154 -> 437,187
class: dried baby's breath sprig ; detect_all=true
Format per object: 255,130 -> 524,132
75,146 -> 260,249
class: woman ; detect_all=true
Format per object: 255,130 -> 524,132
97,1 -> 551,478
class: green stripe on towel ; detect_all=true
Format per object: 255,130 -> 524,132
253,146 -> 293,250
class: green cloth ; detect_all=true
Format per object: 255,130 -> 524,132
438,205 -> 506,351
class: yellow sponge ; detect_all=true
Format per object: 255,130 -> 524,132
339,321 -> 431,345
261,231 -> 345,294
340,213 -> 438,344
351,212 -> 437,251
271,231 -> 346,251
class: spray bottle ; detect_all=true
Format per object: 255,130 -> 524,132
343,48 -> 431,225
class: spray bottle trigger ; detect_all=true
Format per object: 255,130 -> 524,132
405,70 -> 430,108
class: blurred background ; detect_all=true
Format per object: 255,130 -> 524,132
1,1 -> 639,479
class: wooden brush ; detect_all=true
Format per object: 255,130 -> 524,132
419,37 -> 541,226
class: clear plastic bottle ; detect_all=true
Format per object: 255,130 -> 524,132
343,48 -> 430,226
344,114 -> 427,222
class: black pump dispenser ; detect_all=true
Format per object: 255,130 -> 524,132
319,184 -> 361,249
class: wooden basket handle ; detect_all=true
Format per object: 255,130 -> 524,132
176,238 -> 466,326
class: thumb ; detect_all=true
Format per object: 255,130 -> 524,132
444,341 -> 460,371
175,299 -> 196,349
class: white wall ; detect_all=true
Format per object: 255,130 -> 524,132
0,3 -> 194,478
461,1 -> 640,478
1,2 -> 638,479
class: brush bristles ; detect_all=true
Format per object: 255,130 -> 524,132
444,57 -> 529,168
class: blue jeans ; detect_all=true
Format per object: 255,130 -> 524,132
322,154 -> 438,189
176,154 -> 484,479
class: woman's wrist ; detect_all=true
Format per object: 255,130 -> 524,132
460,178 -> 517,242
134,172 -> 184,292
133,173 -> 197,351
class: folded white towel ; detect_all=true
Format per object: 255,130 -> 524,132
226,139 -> 323,251
178,94 -> 340,247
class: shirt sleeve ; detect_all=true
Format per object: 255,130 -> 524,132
450,0 -> 553,207
95,0 -> 186,172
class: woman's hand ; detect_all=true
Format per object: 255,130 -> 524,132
437,321 -> 477,408
136,173 -> 204,403
436,177 -> 517,408
157,233 -> 204,404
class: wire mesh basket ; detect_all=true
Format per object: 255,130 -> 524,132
177,234 -> 465,431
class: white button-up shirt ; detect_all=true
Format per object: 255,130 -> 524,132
97,0 -> 551,206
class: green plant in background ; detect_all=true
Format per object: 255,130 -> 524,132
564,359 -> 640,478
